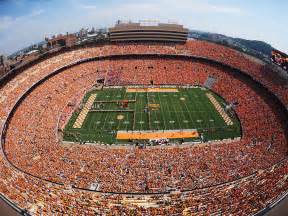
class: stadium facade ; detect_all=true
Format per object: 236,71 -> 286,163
109,21 -> 188,42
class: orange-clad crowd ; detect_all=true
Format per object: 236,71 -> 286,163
0,41 -> 287,215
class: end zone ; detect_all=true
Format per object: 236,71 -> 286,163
126,87 -> 179,93
116,129 -> 199,140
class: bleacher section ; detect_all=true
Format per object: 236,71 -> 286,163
0,40 -> 287,215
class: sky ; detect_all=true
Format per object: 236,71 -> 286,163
0,0 -> 287,55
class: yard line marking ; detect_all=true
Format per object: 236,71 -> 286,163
181,89 -> 196,128
146,92 -> 152,130
157,93 -> 167,130
168,92 -> 182,129
176,90 -> 189,129
132,92 -> 137,130
161,94 -> 169,129
102,91 -> 115,130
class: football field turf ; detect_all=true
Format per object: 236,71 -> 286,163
63,87 -> 241,144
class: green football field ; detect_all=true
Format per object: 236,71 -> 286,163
63,87 -> 241,144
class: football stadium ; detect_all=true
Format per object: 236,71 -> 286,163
0,19 -> 288,215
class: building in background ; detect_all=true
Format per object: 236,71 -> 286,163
109,20 -> 188,43
0,55 -> 10,77
45,33 -> 78,49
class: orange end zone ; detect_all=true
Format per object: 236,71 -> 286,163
126,88 -> 179,93
116,129 -> 199,140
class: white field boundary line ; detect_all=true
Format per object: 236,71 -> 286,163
206,93 -> 233,126
72,94 -> 97,128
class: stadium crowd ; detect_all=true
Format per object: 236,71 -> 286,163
0,40 -> 287,215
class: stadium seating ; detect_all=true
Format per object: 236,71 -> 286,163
0,40 -> 287,215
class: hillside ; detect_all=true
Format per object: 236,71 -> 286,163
189,30 -> 274,62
